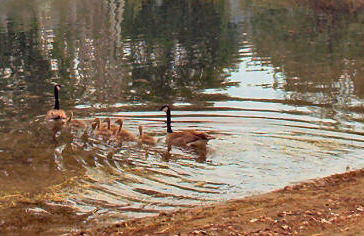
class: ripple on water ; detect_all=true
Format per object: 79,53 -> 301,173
1,104 -> 364,228
1,107 -> 355,226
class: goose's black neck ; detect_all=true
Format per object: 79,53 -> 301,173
117,122 -> 123,133
166,109 -> 173,133
54,86 -> 60,110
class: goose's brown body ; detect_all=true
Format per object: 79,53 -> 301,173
115,119 -> 136,141
66,111 -> 87,128
93,118 -> 113,137
138,125 -> 157,145
46,109 -> 67,121
103,118 -> 119,133
166,130 -> 209,147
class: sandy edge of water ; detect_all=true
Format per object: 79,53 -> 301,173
77,168 -> 364,235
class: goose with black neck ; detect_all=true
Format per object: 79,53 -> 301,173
159,105 -> 212,150
45,85 -> 67,122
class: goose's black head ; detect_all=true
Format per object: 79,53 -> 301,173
159,105 -> 170,113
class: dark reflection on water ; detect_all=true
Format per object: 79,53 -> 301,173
1,0 -> 240,114
249,4 -> 364,111
1,0 -> 364,234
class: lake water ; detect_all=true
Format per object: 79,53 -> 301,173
1,0 -> 364,234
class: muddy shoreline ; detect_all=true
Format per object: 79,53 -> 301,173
78,168 -> 364,235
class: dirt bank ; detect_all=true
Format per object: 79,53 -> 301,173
78,168 -> 364,235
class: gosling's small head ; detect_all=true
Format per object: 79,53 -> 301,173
103,117 -> 111,123
92,118 -> 100,129
115,119 -> 124,125
159,105 -> 170,113
93,118 -> 101,125
91,122 -> 97,129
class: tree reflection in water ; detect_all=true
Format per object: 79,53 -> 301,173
0,0 -> 241,117
1,1 -> 364,234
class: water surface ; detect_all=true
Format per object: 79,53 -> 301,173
1,0 -> 364,233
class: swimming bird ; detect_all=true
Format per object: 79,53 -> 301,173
114,119 -> 136,141
138,125 -> 157,145
45,85 -> 67,138
92,118 -> 113,137
91,118 -> 99,130
159,105 -> 212,149
66,111 -> 87,128
103,117 -> 119,133
45,84 -> 67,122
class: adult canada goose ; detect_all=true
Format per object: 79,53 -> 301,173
159,105 -> 212,149
114,119 -> 136,141
138,125 -> 157,145
92,118 -> 113,136
66,111 -> 87,128
45,85 -> 67,122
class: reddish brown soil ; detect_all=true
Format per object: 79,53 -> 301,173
79,169 -> 364,235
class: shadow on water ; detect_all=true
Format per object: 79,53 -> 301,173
1,0 -> 364,234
